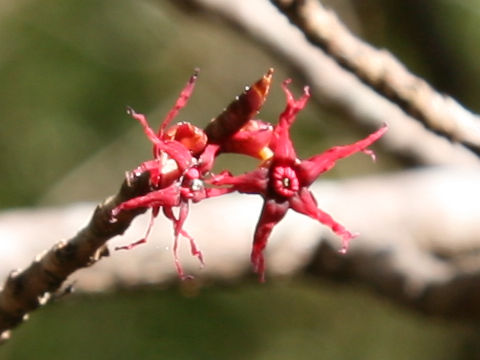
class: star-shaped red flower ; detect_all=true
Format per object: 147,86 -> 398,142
209,80 -> 388,281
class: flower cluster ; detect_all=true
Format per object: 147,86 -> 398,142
112,69 -> 387,281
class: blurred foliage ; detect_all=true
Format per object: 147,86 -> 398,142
1,0 -> 480,358
0,0 -> 395,208
1,279 -> 476,360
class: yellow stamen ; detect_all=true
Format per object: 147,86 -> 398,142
258,147 -> 274,161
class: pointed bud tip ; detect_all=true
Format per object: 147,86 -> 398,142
126,106 -> 136,117
304,86 -> 310,96
192,67 -> 200,79
265,67 -> 274,80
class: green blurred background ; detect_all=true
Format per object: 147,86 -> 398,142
1,0 -> 480,358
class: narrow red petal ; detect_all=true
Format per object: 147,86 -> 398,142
289,188 -> 357,253
114,238 -> 147,251
115,210 -> 158,251
251,199 -> 290,282
163,207 -> 187,279
204,186 -> 235,198
209,168 -> 269,195
175,202 -> 204,266
271,81 -> 310,162
198,143 -> 221,173
164,202 -> 203,279
112,183 -> 180,216
126,107 -> 163,158
298,124 -> 388,185
127,107 -> 195,174
159,69 -> 199,136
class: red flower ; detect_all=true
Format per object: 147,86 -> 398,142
112,72 -> 208,279
209,80 -> 388,281
112,166 -> 207,279
112,69 -> 386,281
112,69 -> 274,279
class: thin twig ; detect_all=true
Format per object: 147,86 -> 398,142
270,0 -> 480,156
0,172 -> 151,342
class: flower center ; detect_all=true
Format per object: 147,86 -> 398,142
272,166 -> 299,197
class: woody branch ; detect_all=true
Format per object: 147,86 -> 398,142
2,167 -> 480,320
1,0 -> 480,344
270,0 -> 480,156
0,172 -> 151,342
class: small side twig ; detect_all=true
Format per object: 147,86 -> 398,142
271,0 -> 480,156
0,172 -> 151,342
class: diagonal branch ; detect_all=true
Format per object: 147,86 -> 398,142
0,172 -> 151,343
2,168 -> 480,321
173,0 -> 480,167
270,0 -> 480,156
2,0 -> 480,345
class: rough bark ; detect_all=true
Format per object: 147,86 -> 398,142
2,168 -> 480,328
0,172 -> 151,342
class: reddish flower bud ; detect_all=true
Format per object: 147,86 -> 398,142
205,68 -> 274,144
164,122 -> 207,156
219,120 -> 273,160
